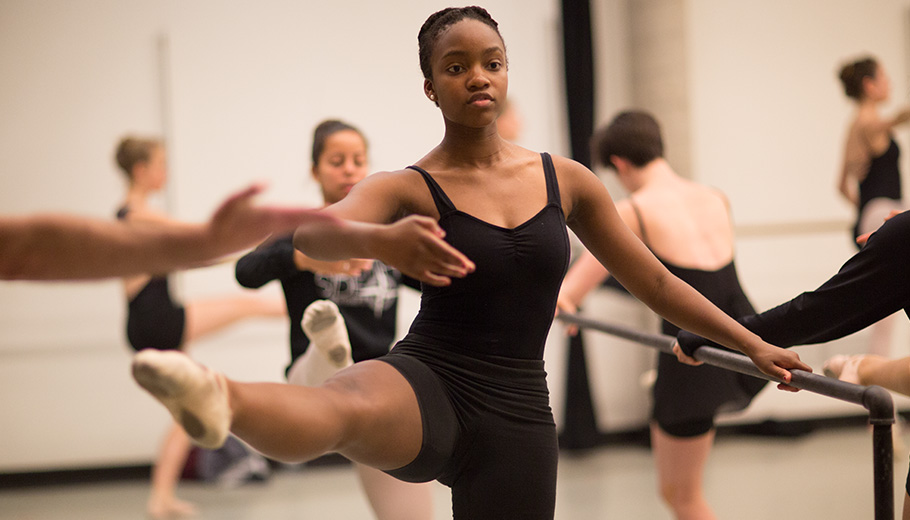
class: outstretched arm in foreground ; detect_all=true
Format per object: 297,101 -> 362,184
0,184 -> 327,281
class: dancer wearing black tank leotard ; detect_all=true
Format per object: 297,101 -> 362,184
837,56 -> 909,245
130,9 -> 808,520
558,110 -> 765,519
114,136 -> 285,519
117,206 -> 187,351
836,56 -> 910,358
379,154 -> 567,507
675,209 -> 910,519
628,201 -> 766,437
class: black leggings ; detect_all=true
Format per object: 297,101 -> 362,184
379,342 -> 558,520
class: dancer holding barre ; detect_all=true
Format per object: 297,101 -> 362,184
130,7 -> 808,519
558,110 -> 766,520
676,210 -> 910,519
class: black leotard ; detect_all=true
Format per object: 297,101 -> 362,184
855,138 -> 902,240
379,153 -> 569,519
629,202 -> 766,436
116,206 -> 185,351
235,235 -> 403,374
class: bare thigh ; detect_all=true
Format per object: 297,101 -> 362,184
229,360 -> 423,471
325,360 -> 424,469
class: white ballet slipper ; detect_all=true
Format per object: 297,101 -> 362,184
132,349 -> 231,449
302,300 -> 353,369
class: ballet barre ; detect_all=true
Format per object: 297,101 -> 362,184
556,312 -> 896,520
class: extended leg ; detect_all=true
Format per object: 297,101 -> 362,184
825,354 -> 910,395
132,351 -> 422,470
183,296 -> 285,344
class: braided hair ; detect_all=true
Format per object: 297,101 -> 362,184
417,6 -> 505,80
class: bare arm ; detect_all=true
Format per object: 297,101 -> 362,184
558,199 -> 640,313
838,130 -> 865,206
0,184 -> 326,281
293,171 -> 475,287
557,156 -> 810,385
558,250 -> 611,312
838,158 -> 861,206
884,107 -> 910,130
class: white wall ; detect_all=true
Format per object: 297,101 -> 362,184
4,0 -> 910,472
0,0 -> 565,471
688,0 -> 909,227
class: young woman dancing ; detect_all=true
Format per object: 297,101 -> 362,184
130,7 -> 808,519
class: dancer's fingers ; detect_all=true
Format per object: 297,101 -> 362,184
672,343 -> 702,366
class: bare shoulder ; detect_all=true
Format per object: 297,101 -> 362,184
356,168 -> 423,193
330,167 -> 434,223
548,154 -> 609,218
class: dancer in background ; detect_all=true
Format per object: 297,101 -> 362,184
675,209 -> 910,519
115,136 -> 284,518
836,55 -> 910,356
558,111 -> 764,520
496,99 -> 523,142
236,120 -> 434,520
132,8 -> 808,519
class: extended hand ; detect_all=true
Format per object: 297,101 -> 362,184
374,215 -> 474,287
747,342 -> 812,392
209,184 -> 331,257
672,343 -> 702,366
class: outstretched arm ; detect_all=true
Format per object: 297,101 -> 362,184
0,184 -> 325,281
557,156 -> 810,386
556,249 -> 611,332
292,171 -> 475,287
557,199 -> 639,334
884,107 -> 910,130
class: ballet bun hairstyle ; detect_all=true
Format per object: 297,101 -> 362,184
839,56 -> 879,100
417,6 -> 506,81
311,119 -> 367,166
114,136 -> 161,180
591,110 -> 664,170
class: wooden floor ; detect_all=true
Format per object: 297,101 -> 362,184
1,424 -> 906,519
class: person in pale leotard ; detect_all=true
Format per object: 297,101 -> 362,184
558,111 -> 763,520
114,136 -> 284,519
128,8 -> 809,520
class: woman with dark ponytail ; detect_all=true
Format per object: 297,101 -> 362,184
837,56 -> 910,356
